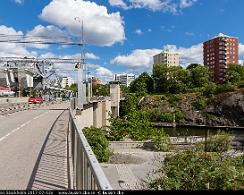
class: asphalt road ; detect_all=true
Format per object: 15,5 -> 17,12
0,102 -> 70,190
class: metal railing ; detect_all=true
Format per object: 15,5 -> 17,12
69,110 -> 112,190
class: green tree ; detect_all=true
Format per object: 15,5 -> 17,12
187,64 -> 210,88
153,64 -> 169,93
129,72 -> 153,94
92,84 -> 109,96
226,64 -> 244,84
83,127 -> 110,162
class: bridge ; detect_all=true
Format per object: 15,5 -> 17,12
0,84 -> 121,190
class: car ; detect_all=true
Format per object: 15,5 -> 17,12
28,97 -> 43,104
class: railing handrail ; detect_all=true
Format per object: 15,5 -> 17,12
69,109 -> 112,190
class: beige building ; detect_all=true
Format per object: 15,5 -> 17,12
153,50 -> 179,68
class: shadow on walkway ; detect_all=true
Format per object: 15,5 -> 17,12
27,110 -> 70,190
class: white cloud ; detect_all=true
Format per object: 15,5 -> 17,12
135,29 -> 143,35
39,0 -> 125,46
109,0 -> 197,13
0,25 -> 36,57
163,43 -> 203,67
180,0 -> 197,9
39,52 -> 99,60
14,0 -> 24,4
96,67 -> 113,77
110,43 -> 203,73
108,0 -> 130,9
110,49 -> 161,69
26,25 -> 70,49
85,53 -> 100,60
239,43 -> 244,58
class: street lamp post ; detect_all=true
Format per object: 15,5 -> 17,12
74,17 -> 85,110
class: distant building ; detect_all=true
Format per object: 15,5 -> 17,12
61,77 -> 74,88
91,77 -> 101,85
114,73 -> 135,87
153,50 -> 180,69
203,33 -> 239,82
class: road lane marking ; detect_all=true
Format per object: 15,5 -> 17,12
0,110 -> 52,143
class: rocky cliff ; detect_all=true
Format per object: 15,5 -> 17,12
180,89 -> 244,127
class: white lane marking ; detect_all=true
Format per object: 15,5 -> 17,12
0,110 -> 52,143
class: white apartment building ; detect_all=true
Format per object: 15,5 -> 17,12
61,76 -> 74,89
153,50 -> 180,68
114,73 -> 136,87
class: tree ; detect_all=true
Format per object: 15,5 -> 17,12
187,64 -> 210,88
152,64 -> 169,93
226,64 -> 244,84
92,84 -> 109,96
129,72 -> 153,94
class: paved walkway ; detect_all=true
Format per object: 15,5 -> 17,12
0,103 -> 70,190
30,110 -> 70,190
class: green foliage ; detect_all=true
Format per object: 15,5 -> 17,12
107,115 -> 127,141
129,72 -> 153,94
175,110 -> 184,122
160,112 -> 173,123
226,64 -> 244,84
215,82 -> 236,94
192,96 -> 208,110
149,150 -> 244,190
123,93 -> 141,115
83,127 -> 110,162
92,84 -> 109,96
151,130 -> 171,152
188,64 -> 210,88
126,108 -> 153,141
65,84 -> 77,92
202,82 -> 217,97
195,130 -> 232,153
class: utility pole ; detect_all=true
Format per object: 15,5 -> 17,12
74,17 -> 85,110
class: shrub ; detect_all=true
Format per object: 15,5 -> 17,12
108,115 -> 127,141
149,150 -> 244,190
160,112 -> 173,123
83,127 -> 110,162
192,96 -> 208,110
175,110 -> 184,122
151,129 -> 171,152
195,130 -> 232,153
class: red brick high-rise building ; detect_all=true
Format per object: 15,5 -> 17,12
203,33 -> 239,82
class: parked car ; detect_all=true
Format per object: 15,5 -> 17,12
28,97 -> 43,104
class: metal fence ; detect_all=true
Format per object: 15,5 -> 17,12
69,110 -> 112,190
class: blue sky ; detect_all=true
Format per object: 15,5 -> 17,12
0,0 -> 244,83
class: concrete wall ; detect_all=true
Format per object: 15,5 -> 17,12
110,84 -> 120,117
102,100 -> 111,127
0,97 -> 29,105
74,99 -> 112,130
75,105 -> 94,130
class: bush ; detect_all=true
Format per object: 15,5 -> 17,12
195,130 -> 232,153
83,127 -> 110,162
151,130 -> 171,152
175,110 -> 184,122
192,96 -> 208,110
216,82 -> 236,94
108,115 -> 127,141
160,112 -> 174,123
149,150 -> 244,190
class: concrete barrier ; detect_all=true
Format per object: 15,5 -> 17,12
0,97 -> 28,104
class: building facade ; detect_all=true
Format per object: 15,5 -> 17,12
114,73 -> 135,87
61,77 -> 74,88
153,50 -> 180,68
203,33 -> 239,82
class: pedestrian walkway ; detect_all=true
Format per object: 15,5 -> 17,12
29,110 -> 70,190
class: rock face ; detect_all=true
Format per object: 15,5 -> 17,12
181,90 -> 244,127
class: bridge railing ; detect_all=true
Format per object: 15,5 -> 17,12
69,110 -> 112,190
